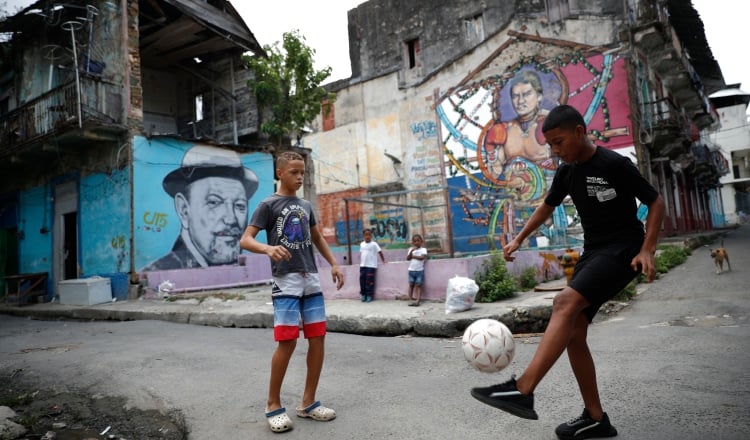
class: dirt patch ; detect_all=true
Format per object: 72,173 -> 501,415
0,370 -> 188,440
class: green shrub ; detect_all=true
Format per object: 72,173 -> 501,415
519,266 -> 538,291
613,277 -> 638,301
655,245 -> 689,273
474,252 -> 518,302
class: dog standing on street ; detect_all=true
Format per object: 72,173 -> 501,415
709,240 -> 731,274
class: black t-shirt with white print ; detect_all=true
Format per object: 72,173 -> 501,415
545,146 -> 659,247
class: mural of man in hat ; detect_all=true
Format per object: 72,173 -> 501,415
144,145 -> 259,271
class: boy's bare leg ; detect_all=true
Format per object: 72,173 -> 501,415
567,313 -> 604,420
408,284 -> 414,301
515,287 -> 590,395
267,339 -> 296,411
414,285 -> 422,305
301,335 -> 325,408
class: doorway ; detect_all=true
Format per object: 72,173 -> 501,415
54,181 -> 79,288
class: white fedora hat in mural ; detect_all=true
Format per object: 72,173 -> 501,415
162,145 -> 259,198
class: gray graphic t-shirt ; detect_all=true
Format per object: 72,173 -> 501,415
250,194 -> 318,276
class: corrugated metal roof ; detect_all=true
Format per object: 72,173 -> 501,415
668,0 -> 725,93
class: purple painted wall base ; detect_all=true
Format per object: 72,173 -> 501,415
141,254 -> 272,296
138,248 -> 577,300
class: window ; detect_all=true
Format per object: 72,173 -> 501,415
463,14 -> 485,44
546,0 -> 570,22
322,100 -> 335,132
405,38 -> 420,69
194,94 -> 204,122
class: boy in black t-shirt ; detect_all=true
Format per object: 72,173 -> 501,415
241,151 -> 344,433
471,105 -> 665,440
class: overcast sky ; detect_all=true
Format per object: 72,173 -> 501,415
3,0 -> 746,90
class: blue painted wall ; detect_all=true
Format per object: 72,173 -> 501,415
80,168 -> 131,275
18,186 -> 52,275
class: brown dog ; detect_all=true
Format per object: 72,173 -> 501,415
558,248 -> 580,284
709,240 -> 731,274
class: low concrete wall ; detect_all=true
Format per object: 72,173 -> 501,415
141,254 -> 272,295
140,247 -> 577,300
319,254 -> 490,301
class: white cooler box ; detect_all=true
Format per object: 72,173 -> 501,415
58,277 -> 112,306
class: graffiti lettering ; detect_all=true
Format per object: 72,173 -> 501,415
334,219 -> 364,245
410,121 -> 437,140
369,216 -> 409,242
110,235 -> 126,249
143,212 -> 168,228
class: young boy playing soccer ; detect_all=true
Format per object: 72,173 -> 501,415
470,105 -> 665,439
240,151 -> 344,433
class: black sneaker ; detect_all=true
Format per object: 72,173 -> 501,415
470,376 -> 538,420
555,409 -> 618,439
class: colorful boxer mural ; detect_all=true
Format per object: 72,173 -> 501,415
438,51 -> 633,253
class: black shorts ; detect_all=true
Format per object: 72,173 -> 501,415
569,241 -> 641,322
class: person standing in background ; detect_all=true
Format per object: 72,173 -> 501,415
406,234 -> 428,306
359,228 -> 385,302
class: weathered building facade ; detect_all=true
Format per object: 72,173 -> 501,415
0,0 -> 279,300
708,85 -> 750,225
305,0 -> 726,256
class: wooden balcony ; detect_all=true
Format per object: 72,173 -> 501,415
0,76 -> 127,158
642,98 -> 692,158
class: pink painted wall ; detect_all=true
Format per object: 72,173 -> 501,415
142,254 -> 272,295
317,247 -> 578,301
141,248 -> 579,301
318,256 -> 490,301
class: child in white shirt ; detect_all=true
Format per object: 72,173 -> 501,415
406,234 -> 428,306
359,229 -> 385,302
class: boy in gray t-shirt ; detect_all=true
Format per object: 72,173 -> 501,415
241,151 -> 343,433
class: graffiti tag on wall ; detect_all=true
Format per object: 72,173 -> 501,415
369,208 -> 409,244
142,211 -> 168,232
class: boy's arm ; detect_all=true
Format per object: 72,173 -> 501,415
631,194 -> 665,282
379,251 -> 386,263
240,225 -> 291,263
503,202 -> 555,262
310,224 -> 344,290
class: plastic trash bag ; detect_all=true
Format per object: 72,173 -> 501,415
158,280 -> 175,297
445,276 -> 478,314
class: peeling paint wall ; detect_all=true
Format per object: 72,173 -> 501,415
308,10 -> 633,255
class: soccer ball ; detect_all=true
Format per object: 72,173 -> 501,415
462,319 -> 515,373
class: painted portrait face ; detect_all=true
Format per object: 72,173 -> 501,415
178,177 -> 248,265
510,81 -> 541,120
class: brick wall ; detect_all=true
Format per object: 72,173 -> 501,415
317,188 -> 367,245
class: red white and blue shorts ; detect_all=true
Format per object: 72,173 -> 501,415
271,272 -> 327,341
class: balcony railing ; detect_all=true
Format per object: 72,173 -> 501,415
0,76 -> 125,153
642,98 -> 690,135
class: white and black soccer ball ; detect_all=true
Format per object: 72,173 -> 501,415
462,319 -> 515,373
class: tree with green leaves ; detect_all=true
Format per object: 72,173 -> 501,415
243,30 -> 335,146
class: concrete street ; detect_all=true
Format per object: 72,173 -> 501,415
0,225 -> 748,439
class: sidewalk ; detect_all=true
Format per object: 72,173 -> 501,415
0,279 -> 564,338
0,228 -> 730,338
